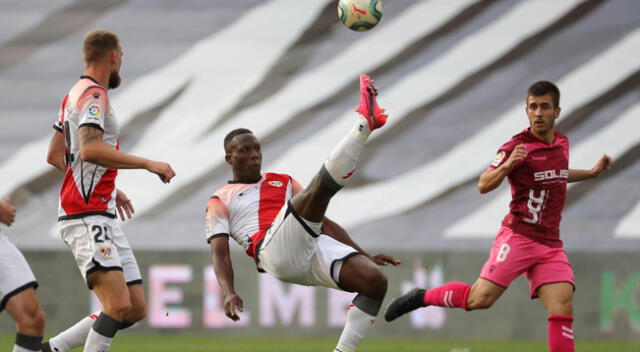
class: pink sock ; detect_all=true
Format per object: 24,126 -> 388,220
423,282 -> 470,310
548,315 -> 574,352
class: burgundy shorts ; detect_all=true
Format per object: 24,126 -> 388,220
479,226 -> 575,298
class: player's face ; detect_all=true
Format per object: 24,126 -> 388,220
109,47 -> 123,89
226,133 -> 262,181
526,94 -> 560,137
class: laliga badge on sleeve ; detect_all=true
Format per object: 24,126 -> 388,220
492,151 -> 506,167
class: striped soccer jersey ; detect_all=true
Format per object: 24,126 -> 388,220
205,173 -> 303,258
53,76 -> 119,221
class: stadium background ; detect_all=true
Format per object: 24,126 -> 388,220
0,0 -> 639,346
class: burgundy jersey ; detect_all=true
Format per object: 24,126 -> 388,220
489,128 -> 569,247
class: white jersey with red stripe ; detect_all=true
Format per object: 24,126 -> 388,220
205,173 -> 303,258
53,76 -> 119,221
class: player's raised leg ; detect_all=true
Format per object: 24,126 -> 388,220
539,282 -> 574,352
5,288 -> 45,352
384,278 -> 506,321
290,74 -> 387,222
333,255 -> 387,352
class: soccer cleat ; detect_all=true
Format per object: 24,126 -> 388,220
356,74 -> 387,130
384,288 -> 426,322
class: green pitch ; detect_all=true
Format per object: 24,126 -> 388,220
1,335 -> 638,351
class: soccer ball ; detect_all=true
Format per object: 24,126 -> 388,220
337,0 -> 383,32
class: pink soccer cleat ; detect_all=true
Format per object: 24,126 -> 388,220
356,74 -> 387,130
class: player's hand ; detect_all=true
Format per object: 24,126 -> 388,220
147,161 -> 176,184
370,253 -> 401,266
591,154 -> 613,177
0,198 -> 16,226
115,189 -> 135,221
504,143 -> 527,170
223,293 -> 244,321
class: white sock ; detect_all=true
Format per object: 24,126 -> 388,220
324,116 -> 372,187
334,305 -> 376,352
83,328 -> 113,352
12,345 -> 39,352
49,313 -> 98,351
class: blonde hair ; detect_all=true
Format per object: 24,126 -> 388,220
83,29 -> 120,64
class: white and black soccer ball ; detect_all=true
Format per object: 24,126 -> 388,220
337,0 -> 383,32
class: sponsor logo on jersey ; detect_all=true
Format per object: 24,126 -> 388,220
534,169 -> 569,181
99,245 -> 113,259
492,151 -> 506,167
88,104 -> 101,117
268,180 -> 283,187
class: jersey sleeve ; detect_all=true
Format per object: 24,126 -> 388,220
205,196 -> 231,243
488,139 -> 516,170
291,177 -> 304,196
53,95 -> 68,133
78,86 -> 109,131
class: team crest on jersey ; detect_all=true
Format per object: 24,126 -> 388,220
491,151 -> 506,167
99,245 -> 113,259
268,180 -> 284,187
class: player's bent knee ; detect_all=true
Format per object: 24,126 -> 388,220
467,294 -> 495,310
358,267 -> 388,297
127,303 -> 147,323
103,300 -> 133,321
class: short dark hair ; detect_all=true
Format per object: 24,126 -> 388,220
526,81 -> 560,107
224,128 -> 253,153
83,29 -> 120,64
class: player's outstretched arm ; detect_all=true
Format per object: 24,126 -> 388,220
210,236 -> 243,321
568,154 -> 613,183
47,131 -> 66,172
0,198 -> 16,226
78,125 -> 176,183
322,217 -> 401,267
478,143 -> 527,194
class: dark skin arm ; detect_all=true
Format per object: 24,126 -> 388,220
210,236 -> 243,321
322,217 -> 401,266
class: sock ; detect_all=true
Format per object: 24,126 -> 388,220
48,312 -> 99,351
323,116 -> 373,188
423,282 -> 471,310
334,295 -> 381,352
83,312 -> 121,352
13,333 -> 42,352
548,315 -> 574,352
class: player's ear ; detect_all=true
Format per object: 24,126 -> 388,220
555,106 -> 561,118
225,153 -> 232,164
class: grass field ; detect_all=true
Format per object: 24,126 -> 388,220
2,335 -> 638,352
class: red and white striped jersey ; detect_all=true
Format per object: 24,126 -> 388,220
205,173 -> 303,258
53,76 -> 119,221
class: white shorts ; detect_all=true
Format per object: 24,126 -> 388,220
58,216 -> 142,289
257,202 -> 360,290
0,231 -> 38,312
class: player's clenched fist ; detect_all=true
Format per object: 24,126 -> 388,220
504,143 -> 528,170
0,198 -> 16,226
223,293 -> 244,321
146,161 -> 176,183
